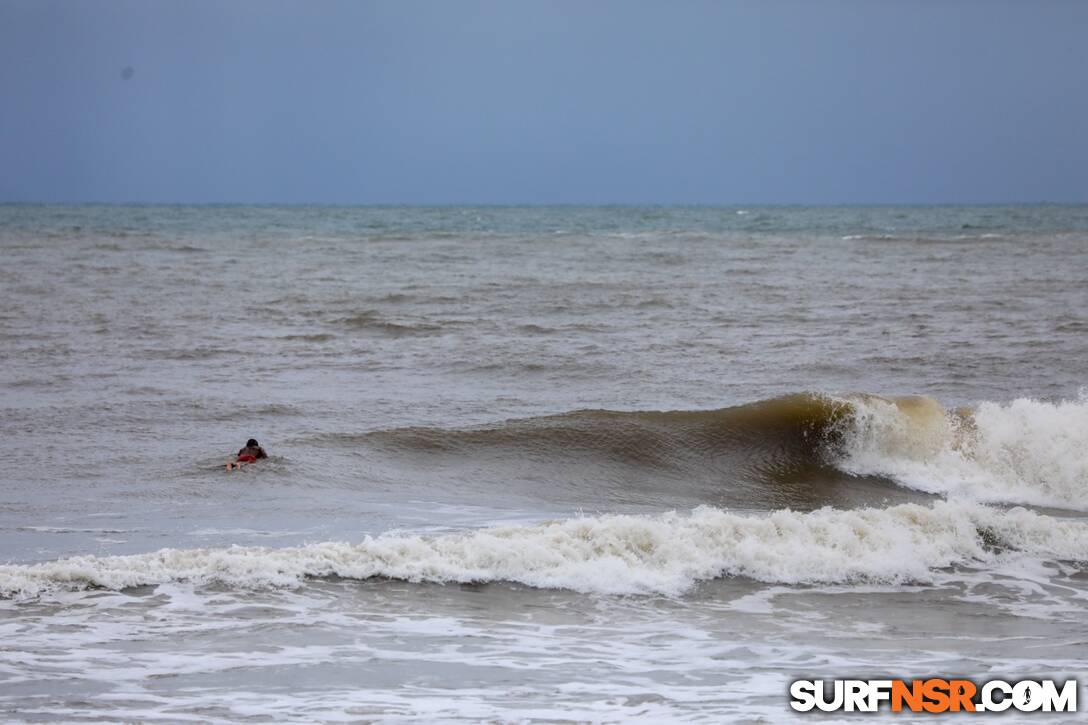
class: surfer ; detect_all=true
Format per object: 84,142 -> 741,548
226,439 -> 267,471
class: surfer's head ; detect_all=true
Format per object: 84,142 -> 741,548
246,438 -> 259,448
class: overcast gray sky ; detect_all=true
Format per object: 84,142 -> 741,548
1,0 -> 1085,204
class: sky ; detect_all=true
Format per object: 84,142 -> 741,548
1,0 -> 1086,204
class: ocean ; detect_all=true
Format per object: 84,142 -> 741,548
1,204 -> 1087,722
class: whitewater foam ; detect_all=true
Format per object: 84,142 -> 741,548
836,394 -> 1088,510
2,502 -> 1086,599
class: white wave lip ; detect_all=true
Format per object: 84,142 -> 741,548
2,502 -> 1086,599
836,394 -> 1088,510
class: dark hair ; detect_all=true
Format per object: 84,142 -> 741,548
246,438 -> 259,448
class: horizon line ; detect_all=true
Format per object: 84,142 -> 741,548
2,200 -> 1084,208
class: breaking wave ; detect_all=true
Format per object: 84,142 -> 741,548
2,502 -> 1086,599
838,393 -> 1088,509
12,391 -> 1076,599
361,392 -> 1088,511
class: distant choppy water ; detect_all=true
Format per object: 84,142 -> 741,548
1,204 -> 1087,722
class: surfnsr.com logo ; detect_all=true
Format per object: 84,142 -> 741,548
789,679 -> 1078,713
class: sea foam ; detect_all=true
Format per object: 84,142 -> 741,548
2,502 -> 1086,599
837,394 -> 1088,510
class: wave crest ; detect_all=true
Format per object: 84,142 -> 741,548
2,502 -> 1086,599
837,394 -> 1088,509
354,392 -> 1088,511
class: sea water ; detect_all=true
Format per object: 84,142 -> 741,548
1,204 -> 1087,721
